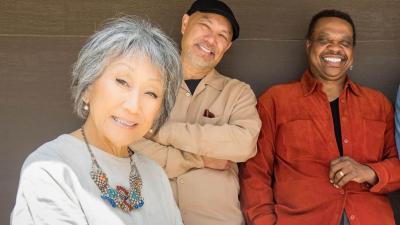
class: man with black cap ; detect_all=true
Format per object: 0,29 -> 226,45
131,0 -> 261,225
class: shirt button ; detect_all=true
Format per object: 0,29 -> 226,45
178,178 -> 184,184
362,183 -> 371,190
185,92 -> 191,97
339,189 -> 345,195
350,215 -> 355,220
343,138 -> 349,144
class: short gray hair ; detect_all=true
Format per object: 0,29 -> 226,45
71,16 -> 182,134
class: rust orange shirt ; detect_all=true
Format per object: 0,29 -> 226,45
240,70 -> 400,225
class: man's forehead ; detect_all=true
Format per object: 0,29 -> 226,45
313,18 -> 353,36
314,17 -> 353,30
193,12 -> 232,33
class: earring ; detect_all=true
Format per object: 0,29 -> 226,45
148,128 -> 154,134
349,65 -> 354,71
83,103 -> 89,111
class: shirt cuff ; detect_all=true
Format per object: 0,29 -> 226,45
366,162 -> 388,193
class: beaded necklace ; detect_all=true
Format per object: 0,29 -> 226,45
81,128 -> 144,212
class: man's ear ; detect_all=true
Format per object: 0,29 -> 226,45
305,39 -> 311,54
181,14 -> 190,35
224,42 -> 233,54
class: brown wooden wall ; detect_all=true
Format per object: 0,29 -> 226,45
1,1 -> 399,224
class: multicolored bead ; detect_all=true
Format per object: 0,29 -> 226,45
81,127 -> 144,213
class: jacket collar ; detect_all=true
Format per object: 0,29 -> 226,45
301,69 -> 361,97
182,69 -> 225,92
202,69 -> 225,91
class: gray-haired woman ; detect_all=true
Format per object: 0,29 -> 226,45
11,16 -> 183,225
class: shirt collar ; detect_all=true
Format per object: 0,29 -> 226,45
201,69 -> 225,91
301,69 -> 361,97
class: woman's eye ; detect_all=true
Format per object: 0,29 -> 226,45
146,92 -> 158,99
116,78 -> 129,87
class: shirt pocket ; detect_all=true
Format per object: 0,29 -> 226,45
277,119 -> 318,160
362,118 -> 386,161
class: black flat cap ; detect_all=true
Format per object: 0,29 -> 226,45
186,0 -> 240,41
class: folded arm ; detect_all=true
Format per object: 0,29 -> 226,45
154,85 -> 261,162
131,138 -> 204,178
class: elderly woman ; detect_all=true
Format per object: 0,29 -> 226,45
11,17 -> 183,225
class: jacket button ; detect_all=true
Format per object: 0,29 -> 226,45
185,92 -> 191,97
350,215 -> 355,220
343,138 -> 349,144
362,183 -> 371,190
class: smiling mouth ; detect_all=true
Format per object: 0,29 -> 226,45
197,44 -> 215,56
112,116 -> 137,128
323,57 -> 341,63
320,55 -> 346,66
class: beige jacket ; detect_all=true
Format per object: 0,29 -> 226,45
131,70 -> 261,225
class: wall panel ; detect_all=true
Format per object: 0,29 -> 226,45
1,1 -> 399,224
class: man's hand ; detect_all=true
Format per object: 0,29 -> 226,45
329,156 -> 378,188
202,156 -> 232,170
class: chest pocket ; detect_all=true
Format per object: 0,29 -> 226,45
362,118 -> 386,162
199,104 -> 225,125
276,119 -> 324,160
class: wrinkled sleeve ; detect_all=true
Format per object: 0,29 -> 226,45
130,138 -> 204,178
395,86 -> 400,156
239,93 -> 277,225
155,85 -> 261,162
11,162 -> 88,225
367,95 -> 400,193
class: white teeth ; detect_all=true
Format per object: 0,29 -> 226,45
324,57 -> 341,63
199,44 -> 212,54
113,117 -> 135,127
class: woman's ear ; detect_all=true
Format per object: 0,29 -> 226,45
82,85 -> 92,104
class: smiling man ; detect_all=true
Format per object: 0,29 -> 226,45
240,9 -> 400,225
130,1 -> 261,225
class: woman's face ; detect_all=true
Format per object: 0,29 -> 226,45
83,55 -> 164,149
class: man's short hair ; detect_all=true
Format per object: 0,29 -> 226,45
306,9 -> 356,46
